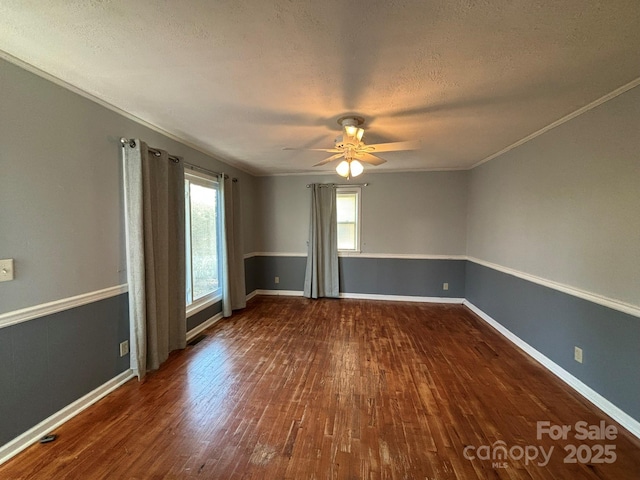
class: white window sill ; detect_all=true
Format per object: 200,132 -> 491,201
186,293 -> 222,318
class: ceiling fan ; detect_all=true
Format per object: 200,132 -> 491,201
284,116 -> 420,178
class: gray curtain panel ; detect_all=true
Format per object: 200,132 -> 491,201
304,184 -> 339,298
123,140 -> 186,379
221,175 -> 246,317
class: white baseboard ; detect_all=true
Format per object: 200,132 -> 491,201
254,289 -> 464,304
0,369 -> 135,465
255,289 -> 304,297
463,300 -> 640,440
340,292 -> 464,303
186,312 -> 224,341
246,290 -> 258,301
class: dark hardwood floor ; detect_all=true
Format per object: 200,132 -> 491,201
1,296 -> 638,479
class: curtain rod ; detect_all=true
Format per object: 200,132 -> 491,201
120,138 -> 237,182
184,163 -> 236,182
306,183 -> 369,188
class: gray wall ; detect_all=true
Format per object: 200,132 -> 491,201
248,256 -> 307,291
255,170 -> 468,255
0,294 -> 130,445
466,85 -> 640,307
251,170 -> 468,297
340,258 -> 465,298
187,301 -> 223,332
240,175 -> 259,256
244,256 -> 465,298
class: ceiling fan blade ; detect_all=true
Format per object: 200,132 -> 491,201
313,153 -> 344,166
364,140 -> 421,153
283,147 -> 341,153
357,153 -> 387,166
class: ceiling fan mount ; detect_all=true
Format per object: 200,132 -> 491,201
336,115 -> 365,128
284,115 -> 420,178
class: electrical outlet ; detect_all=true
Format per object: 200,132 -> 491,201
275,276 -> 280,284
443,282 -> 449,291
120,340 -> 129,357
574,346 -> 583,363
0,259 -> 14,282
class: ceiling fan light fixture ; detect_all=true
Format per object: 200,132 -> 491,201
336,160 -> 350,177
350,159 -> 364,177
336,159 -> 364,178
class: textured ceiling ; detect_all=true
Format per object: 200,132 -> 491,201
1,1 -> 639,175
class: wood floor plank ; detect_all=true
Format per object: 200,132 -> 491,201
1,296 -> 638,479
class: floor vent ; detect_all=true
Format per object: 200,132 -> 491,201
187,334 -> 207,347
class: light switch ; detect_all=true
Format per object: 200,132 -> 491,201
0,259 -> 14,282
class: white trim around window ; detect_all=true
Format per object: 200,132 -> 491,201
184,171 -> 223,309
186,292 -> 223,317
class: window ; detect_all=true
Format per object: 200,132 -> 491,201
185,172 -> 222,308
336,187 -> 361,252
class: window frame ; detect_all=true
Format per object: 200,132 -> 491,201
336,186 -> 362,254
184,170 -> 223,316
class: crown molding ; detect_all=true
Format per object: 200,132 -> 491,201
472,77 -> 640,169
257,166 -> 470,177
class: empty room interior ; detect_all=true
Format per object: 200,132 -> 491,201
0,1 -> 639,479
